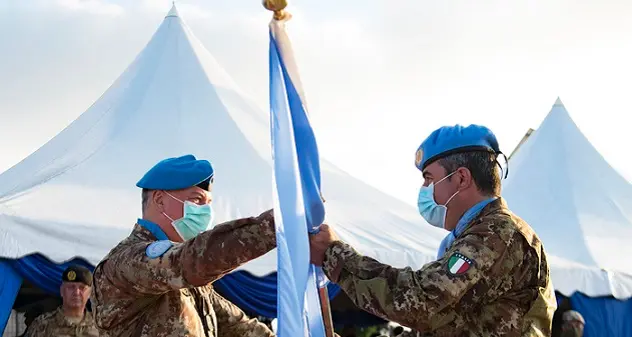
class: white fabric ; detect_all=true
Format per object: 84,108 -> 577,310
503,98 -> 632,299
0,4 -> 446,277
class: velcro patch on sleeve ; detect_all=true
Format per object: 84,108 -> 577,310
146,240 -> 173,259
447,252 -> 473,275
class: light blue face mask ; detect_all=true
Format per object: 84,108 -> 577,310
417,171 -> 459,229
163,192 -> 213,241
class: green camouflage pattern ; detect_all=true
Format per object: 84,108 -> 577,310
24,307 -> 100,337
91,210 -> 277,337
323,198 -> 556,337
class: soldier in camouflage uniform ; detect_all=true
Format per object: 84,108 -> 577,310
310,125 -> 557,336
25,265 -> 100,337
91,155 -> 277,337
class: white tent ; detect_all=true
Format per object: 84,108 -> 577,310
503,98 -> 632,299
0,5 -> 446,277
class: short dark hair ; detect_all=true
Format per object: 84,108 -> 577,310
437,151 -> 501,196
141,189 -> 152,215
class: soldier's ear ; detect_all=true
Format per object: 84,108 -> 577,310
456,167 -> 473,189
152,190 -> 165,211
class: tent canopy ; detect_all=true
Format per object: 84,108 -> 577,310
0,4 -> 445,277
4,2 -> 628,302
503,98 -> 632,299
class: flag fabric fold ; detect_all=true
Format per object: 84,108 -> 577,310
268,16 -> 328,337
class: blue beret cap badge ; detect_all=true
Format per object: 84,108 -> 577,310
415,148 -> 423,168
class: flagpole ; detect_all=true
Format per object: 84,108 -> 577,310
317,284 -> 335,337
263,1 -> 336,337
263,0 -> 289,20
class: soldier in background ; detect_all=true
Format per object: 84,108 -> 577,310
24,265 -> 99,337
91,154 -> 281,337
309,124 -> 557,336
560,311 -> 585,337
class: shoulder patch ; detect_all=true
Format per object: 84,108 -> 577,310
146,240 -> 173,259
447,252 -> 473,275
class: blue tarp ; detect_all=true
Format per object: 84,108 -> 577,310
2,253 -> 632,337
7,255 -> 94,296
0,254 -> 341,332
213,269 -> 341,319
569,292 -> 632,337
0,260 -> 22,335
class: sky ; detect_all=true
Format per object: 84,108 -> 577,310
1,0 -> 632,205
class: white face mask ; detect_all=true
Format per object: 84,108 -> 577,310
417,172 -> 459,229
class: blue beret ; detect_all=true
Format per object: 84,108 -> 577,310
415,124 -> 501,171
136,154 -> 214,191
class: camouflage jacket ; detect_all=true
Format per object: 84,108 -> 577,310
24,307 -> 100,337
323,198 -> 556,337
91,210 -> 277,337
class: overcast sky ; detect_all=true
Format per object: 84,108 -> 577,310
1,0 -> 632,204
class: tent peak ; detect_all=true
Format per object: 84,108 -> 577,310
166,2 -> 179,18
554,97 -> 565,108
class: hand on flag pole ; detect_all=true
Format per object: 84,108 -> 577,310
265,1 -> 336,337
309,224 -> 340,266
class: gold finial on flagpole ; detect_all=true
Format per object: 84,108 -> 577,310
263,0 -> 288,20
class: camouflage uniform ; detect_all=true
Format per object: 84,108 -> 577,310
91,210 -> 276,337
24,307 -> 100,337
323,198 -> 556,337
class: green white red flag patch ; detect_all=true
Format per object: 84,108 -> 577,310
447,252 -> 472,275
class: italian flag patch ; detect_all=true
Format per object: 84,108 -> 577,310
447,252 -> 472,275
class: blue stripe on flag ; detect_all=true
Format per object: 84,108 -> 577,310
270,37 -> 325,232
269,24 -> 327,337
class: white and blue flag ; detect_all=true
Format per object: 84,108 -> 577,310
268,14 -> 329,337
